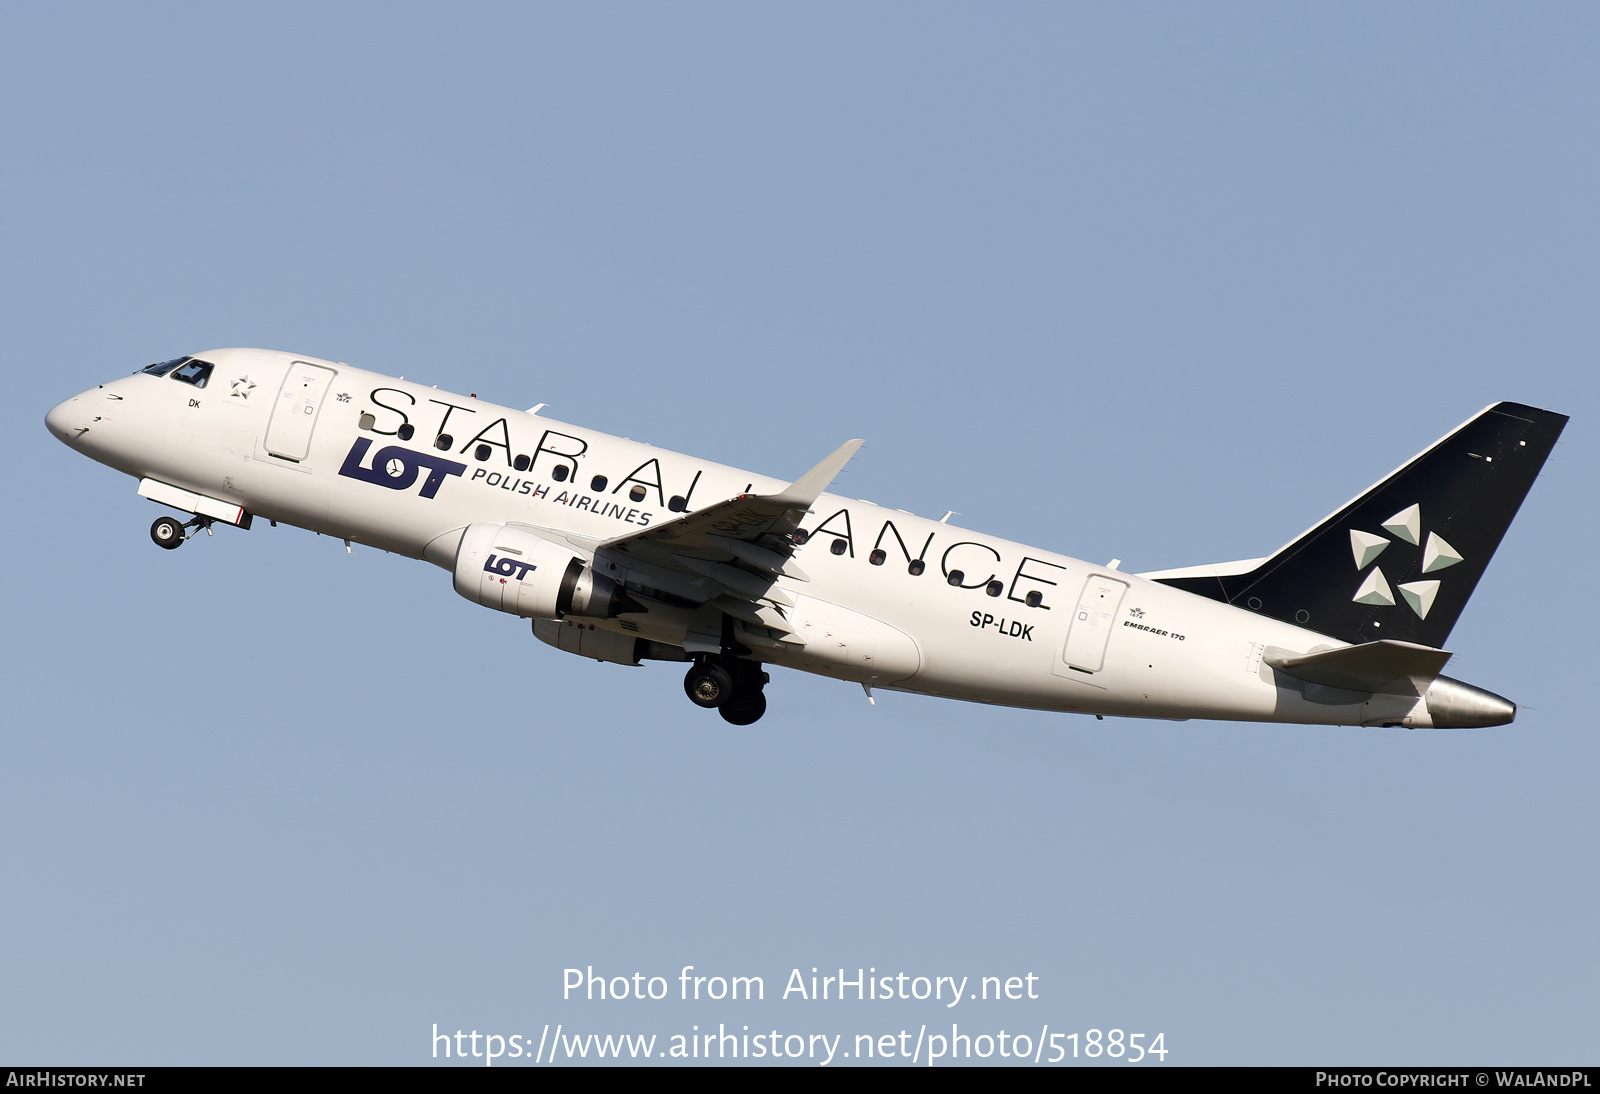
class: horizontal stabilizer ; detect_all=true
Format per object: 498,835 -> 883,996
1266,640 -> 1451,695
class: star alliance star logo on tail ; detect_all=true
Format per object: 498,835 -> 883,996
1348,504 -> 1464,619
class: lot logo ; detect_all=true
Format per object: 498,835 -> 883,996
339,437 -> 466,499
484,554 -> 536,581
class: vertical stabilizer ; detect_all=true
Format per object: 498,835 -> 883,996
1150,402 -> 1567,647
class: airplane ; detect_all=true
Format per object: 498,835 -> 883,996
45,348 -> 1566,728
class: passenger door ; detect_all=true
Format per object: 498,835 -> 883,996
1058,574 -> 1128,675
264,363 -> 337,463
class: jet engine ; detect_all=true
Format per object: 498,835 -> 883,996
452,522 -> 638,621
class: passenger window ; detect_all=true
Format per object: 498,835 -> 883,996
629,485 -> 646,502
869,549 -> 886,566
397,424 -> 415,441
358,412 -> 376,430
668,495 -> 686,512
947,569 -> 965,586
170,359 -> 214,388
475,445 -> 492,462
591,475 -> 608,491
1025,590 -> 1043,608
792,529 -> 809,544
513,454 -> 531,471
552,465 -> 569,482
986,580 -> 1004,597
435,434 -> 454,451
907,559 -> 926,576
830,539 -> 848,556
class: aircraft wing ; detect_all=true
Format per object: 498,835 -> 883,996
595,438 -> 863,638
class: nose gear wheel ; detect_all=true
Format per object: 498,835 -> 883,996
150,516 -> 185,549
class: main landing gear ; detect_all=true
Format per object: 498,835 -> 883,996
149,514 -> 212,550
683,656 -> 770,725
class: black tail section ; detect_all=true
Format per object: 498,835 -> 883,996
1155,402 -> 1568,648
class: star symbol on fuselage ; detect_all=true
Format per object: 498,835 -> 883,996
230,376 -> 256,400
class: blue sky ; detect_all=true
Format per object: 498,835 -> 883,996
2,2 -> 1595,1065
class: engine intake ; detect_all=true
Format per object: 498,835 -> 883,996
452,522 -> 639,620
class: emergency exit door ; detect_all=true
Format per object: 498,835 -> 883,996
264,363 -> 337,462
1061,574 -> 1128,674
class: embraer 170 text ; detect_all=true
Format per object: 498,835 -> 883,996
46,349 -> 1566,727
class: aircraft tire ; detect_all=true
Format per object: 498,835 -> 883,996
719,690 -> 766,726
684,662 -> 735,708
150,516 -> 185,549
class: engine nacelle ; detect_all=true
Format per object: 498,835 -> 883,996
452,522 -> 636,620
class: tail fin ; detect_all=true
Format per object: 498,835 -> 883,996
1146,402 -> 1568,647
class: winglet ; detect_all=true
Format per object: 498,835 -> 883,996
770,439 -> 864,509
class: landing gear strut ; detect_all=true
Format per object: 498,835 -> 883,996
149,514 -> 213,549
683,657 -> 770,725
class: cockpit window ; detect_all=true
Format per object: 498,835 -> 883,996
170,359 -> 214,388
141,357 -> 189,377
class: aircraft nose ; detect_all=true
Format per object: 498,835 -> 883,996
45,396 -> 80,442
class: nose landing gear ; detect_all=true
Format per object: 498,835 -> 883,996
683,657 -> 770,725
149,514 -> 214,549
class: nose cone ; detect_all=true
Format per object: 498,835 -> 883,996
45,396 -> 80,443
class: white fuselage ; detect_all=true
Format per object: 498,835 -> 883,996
46,347 -> 1440,727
